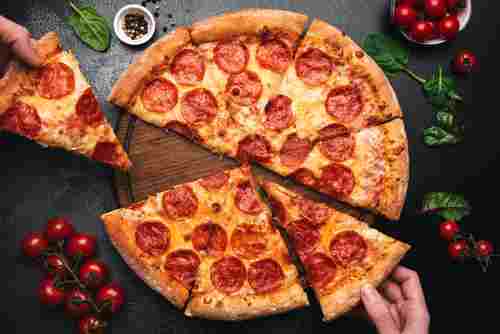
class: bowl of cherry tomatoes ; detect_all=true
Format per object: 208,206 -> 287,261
391,0 -> 471,45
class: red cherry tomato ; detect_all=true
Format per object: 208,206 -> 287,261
424,0 -> 448,18
22,232 -> 49,258
476,240 -> 494,257
79,259 -> 109,289
410,21 -> 435,42
78,315 -> 106,334
438,15 -> 460,40
96,283 -> 125,314
448,239 -> 469,259
66,233 -> 97,258
452,50 -> 478,74
45,217 -> 75,242
45,255 -> 67,277
38,278 -> 66,306
394,4 -> 418,28
446,0 -> 460,9
439,220 -> 460,241
65,289 -> 92,318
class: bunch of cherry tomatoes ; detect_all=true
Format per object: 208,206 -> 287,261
21,218 -> 125,334
394,0 -> 465,42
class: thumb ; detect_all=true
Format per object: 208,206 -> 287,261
0,16 -> 42,67
361,285 -> 400,334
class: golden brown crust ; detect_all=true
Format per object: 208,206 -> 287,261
101,211 -> 189,308
0,62 -> 25,115
190,9 -> 308,44
108,28 -> 191,108
33,31 -> 63,62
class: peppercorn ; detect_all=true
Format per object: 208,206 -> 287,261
122,13 -> 149,40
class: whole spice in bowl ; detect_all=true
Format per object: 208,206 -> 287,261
114,5 -> 156,46
123,13 -> 149,40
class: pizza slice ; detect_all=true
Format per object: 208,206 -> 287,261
101,166 -> 309,319
261,181 -> 410,321
0,32 -> 131,170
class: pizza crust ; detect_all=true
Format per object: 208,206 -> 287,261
108,28 -> 191,108
33,31 -> 63,62
190,8 -> 308,44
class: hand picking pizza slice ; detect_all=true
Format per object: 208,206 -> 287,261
0,32 -> 131,170
261,181 -> 410,321
101,166 -> 309,319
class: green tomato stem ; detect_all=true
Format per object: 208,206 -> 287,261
403,67 -> 426,85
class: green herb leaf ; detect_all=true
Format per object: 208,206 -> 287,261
363,33 -> 409,76
423,66 -> 462,112
67,2 -> 111,52
421,192 -> 471,221
423,126 -> 462,146
436,111 -> 455,129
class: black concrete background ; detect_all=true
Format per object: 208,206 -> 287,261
1,0 -> 499,333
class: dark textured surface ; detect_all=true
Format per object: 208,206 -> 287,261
1,1 -> 499,333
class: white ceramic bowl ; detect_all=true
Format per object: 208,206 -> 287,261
390,0 -> 472,45
114,5 -> 156,46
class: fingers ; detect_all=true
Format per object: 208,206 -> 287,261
381,280 -> 404,304
361,284 -> 400,334
391,266 -> 426,304
0,16 -> 42,67
0,44 -> 11,77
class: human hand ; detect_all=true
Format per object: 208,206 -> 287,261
360,266 -> 430,334
0,16 -> 42,76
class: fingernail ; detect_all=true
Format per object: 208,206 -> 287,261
361,284 -> 376,300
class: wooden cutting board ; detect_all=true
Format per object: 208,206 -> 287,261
113,113 -> 374,223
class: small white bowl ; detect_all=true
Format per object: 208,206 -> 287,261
390,0 -> 472,45
114,5 -> 156,46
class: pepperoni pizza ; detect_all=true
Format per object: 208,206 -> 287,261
101,166 -> 309,320
108,9 -> 408,218
262,181 -> 410,321
0,32 -> 131,170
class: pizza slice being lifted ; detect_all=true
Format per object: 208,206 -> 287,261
101,166 -> 309,320
0,32 -> 131,170
262,181 -> 410,321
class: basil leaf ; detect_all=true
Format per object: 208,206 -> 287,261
423,67 -> 461,111
67,4 -> 111,52
436,111 -> 455,129
421,192 -> 471,221
363,33 -> 409,76
423,126 -> 462,146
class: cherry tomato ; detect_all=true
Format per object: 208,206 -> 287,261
448,239 -> 469,259
38,278 -> 65,306
424,0 -> 448,18
410,21 -> 435,42
22,232 -> 49,258
45,255 -> 67,277
96,283 -> 125,314
446,0 -> 460,9
45,217 -> 75,242
79,259 -> 109,289
452,50 -> 478,74
476,240 -> 494,257
66,233 -> 97,258
394,4 -> 418,28
65,289 -> 92,318
438,15 -> 460,40
78,315 -> 106,334
439,220 -> 460,241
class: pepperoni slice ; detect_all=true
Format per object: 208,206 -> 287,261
37,62 -> 75,99
226,71 -> 263,106
181,88 -> 217,126
214,40 -> 249,74
141,78 -> 178,113
268,196 -> 287,225
199,171 -> 229,190
0,102 -> 41,139
165,121 -> 202,143
290,168 -> 317,188
329,230 -> 367,266
318,164 -> 355,198
295,48 -> 333,86
162,185 -> 198,219
287,219 -> 320,257
248,259 -> 285,294
297,198 -> 331,226
191,223 -> 227,257
303,253 -> 337,290
234,182 -> 263,215
164,249 -> 200,289
319,124 -> 350,140
325,85 -> 363,124
135,222 -> 170,256
171,49 -> 205,85
256,39 -> 291,74
279,134 -> 312,168
211,256 -> 247,294
230,223 -> 268,259
76,88 -> 104,126
263,95 -> 294,131
318,134 -> 355,162
91,142 -> 120,165
237,135 -> 272,163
